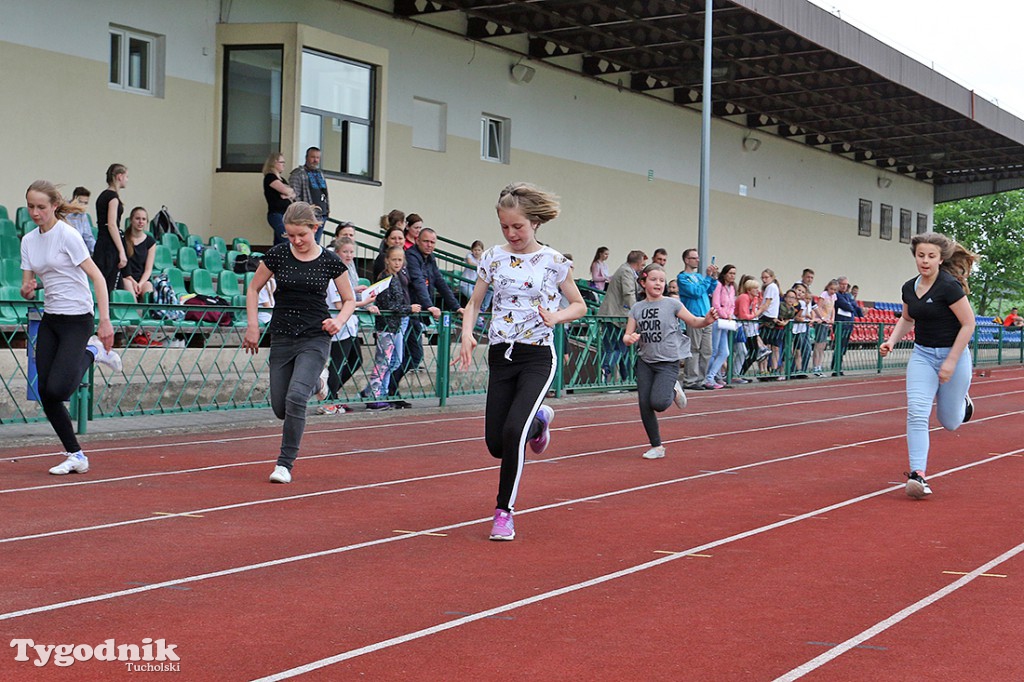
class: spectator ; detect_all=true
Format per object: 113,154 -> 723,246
404,213 -> 424,250
589,246 -> 610,291
21,180 -> 121,476
461,240 -> 492,328
364,245 -> 420,411
288,147 -> 329,244
319,237 -> 379,415
794,267 -> 814,290
397,228 -> 464,395
811,279 -> 837,376
379,209 -> 405,242
791,283 -> 812,373
705,264 -> 736,389
759,268 -> 782,371
833,276 -> 863,375
373,226 -> 405,281
1003,307 -> 1023,328
597,249 -> 646,382
120,207 -> 156,303
94,163 -> 129,299
736,275 -> 770,376
851,284 -> 861,305
257,276 -> 276,326
775,289 -> 799,376
64,186 -> 95,253
650,248 -> 669,297
332,221 -> 356,247
262,152 -> 295,246
677,247 -> 718,390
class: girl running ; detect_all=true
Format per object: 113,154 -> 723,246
243,202 -> 355,483
880,232 -> 977,498
458,182 -> 587,541
624,264 -> 716,459
21,180 -> 122,475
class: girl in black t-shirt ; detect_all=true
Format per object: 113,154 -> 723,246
880,232 -> 978,499
243,202 -> 355,484
120,207 -> 156,302
94,163 -> 129,298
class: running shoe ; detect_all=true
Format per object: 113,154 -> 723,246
673,382 -> 687,409
366,401 -> 392,411
963,394 -> 974,423
269,465 -> 292,484
315,367 -> 329,401
317,404 -> 350,415
393,400 -> 413,409
88,335 -> 123,372
642,446 -> 666,459
703,382 -> 724,390
49,452 -> 89,475
905,471 -> 932,499
529,405 -> 555,454
756,347 -> 771,360
489,509 -> 515,541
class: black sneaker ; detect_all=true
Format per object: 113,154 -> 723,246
963,394 -> 974,423
905,471 -> 932,499
393,400 -> 413,409
366,402 -> 392,411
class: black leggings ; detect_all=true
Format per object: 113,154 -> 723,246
36,313 -> 94,453
485,343 -> 556,512
327,337 -> 361,399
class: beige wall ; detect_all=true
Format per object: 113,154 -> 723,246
0,41 -> 214,237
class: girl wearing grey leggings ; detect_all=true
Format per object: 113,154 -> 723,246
243,202 -> 355,483
624,265 -> 717,460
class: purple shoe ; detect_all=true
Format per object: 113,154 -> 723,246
529,405 -> 555,454
489,509 -> 515,541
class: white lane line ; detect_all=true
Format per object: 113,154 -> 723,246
4,404 -> 1022,545
248,448 -> 1024,682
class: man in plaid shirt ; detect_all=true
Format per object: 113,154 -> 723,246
288,147 -> 330,244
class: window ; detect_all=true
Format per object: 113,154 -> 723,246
879,204 -> 893,240
299,49 -> 376,179
481,114 -> 510,164
413,97 -> 447,152
899,208 -> 913,244
220,46 -> 283,171
109,26 -> 161,95
917,212 -> 929,234
858,199 -> 872,237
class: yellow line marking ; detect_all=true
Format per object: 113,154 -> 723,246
942,571 -> 1006,578
654,551 -> 712,558
393,530 -> 448,537
152,511 -> 204,518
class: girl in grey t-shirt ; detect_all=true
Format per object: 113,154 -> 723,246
624,265 -> 717,459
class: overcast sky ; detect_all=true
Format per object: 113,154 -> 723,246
805,0 -> 1024,118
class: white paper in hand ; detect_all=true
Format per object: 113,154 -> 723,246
362,276 -> 393,298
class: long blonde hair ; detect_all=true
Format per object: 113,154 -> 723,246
261,152 -> 284,176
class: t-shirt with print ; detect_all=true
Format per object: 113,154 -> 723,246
901,269 -> 966,348
629,297 -> 692,364
261,243 -> 346,337
479,244 -> 572,347
21,220 -> 92,315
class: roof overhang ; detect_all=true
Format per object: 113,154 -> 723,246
355,0 -> 1024,203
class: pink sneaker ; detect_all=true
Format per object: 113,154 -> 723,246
528,405 -> 555,454
489,509 -> 515,541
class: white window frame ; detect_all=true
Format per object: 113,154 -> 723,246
109,26 -> 159,96
481,114 -> 510,164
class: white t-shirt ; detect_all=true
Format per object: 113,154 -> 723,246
763,281 -> 781,318
257,278 -> 276,325
326,269 -> 360,341
478,244 -> 572,347
20,220 -> 92,315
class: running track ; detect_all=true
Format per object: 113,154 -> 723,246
1,369 -> 1022,680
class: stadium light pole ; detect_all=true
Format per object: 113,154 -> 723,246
698,0 -> 712,272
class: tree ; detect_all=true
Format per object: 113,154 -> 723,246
933,190 -> 1024,316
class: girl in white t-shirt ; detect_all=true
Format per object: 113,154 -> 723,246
20,180 -> 122,476
457,183 -> 587,542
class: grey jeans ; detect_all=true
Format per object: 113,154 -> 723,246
269,334 -> 330,470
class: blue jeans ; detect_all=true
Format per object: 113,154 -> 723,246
705,323 -> 731,384
906,344 -> 972,474
268,211 -> 286,246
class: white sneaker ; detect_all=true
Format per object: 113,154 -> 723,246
673,382 -> 687,410
88,336 -> 122,372
49,453 -> 89,475
269,465 -> 292,483
642,446 -> 666,459
315,367 -> 329,401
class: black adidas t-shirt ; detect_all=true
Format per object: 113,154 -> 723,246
901,269 -> 966,348
262,243 -> 346,337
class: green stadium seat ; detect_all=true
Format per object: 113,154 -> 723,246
217,271 -> 241,298
160,232 -> 182,254
0,219 -> 17,239
153,245 -> 174,272
175,222 -> 190,240
208,236 -> 227,253
203,248 -> 224,275
0,286 -> 26,324
189,269 -> 217,297
0,205 -> 8,221
177,247 -> 200,276
110,289 -> 142,324
1,235 -> 20,260
15,207 -> 29,226
2,258 -> 22,287
231,237 -> 251,253
163,267 -> 187,295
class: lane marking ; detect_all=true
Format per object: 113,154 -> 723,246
247,450 -> 1024,681
393,530 -> 447,537
654,551 -> 712,558
779,514 -> 828,520
941,571 -> 1006,578
775,536 -> 1024,681
806,641 -> 887,651
152,511 -> 204,519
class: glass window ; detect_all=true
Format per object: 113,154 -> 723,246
917,212 -> 929,234
109,26 -> 157,95
299,50 -> 375,179
481,114 -> 510,164
879,204 -> 893,240
899,209 -> 912,243
858,199 -> 872,237
220,46 -> 283,171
